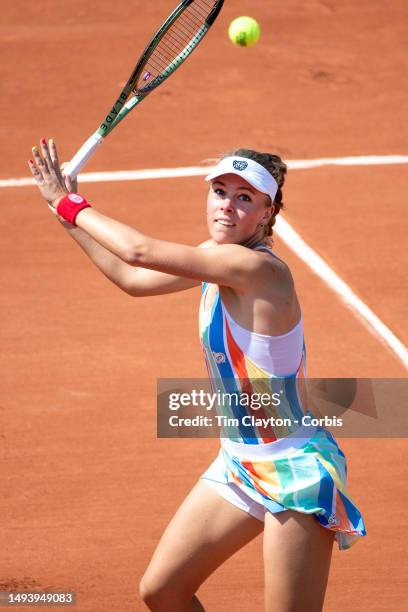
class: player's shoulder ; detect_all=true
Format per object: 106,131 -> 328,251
198,241 -> 262,263
197,240 -> 288,273
251,245 -> 295,289
254,244 -> 288,268
198,238 -> 217,249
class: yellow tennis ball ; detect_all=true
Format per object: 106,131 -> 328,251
228,16 -> 261,47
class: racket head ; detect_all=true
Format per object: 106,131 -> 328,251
133,0 -> 224,95
99,0 -> 224,135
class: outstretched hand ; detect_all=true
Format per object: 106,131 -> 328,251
28,139 -> 71,208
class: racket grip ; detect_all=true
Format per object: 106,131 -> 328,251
64,132 -> 104,179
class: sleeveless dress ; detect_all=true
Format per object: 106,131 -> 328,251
199,245 -> 366,550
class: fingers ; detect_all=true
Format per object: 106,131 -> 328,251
30,138 -> 59,178
28,157 -> 45,184
31,143 -> 49,178
28,138 -> 64,184
49,139 -> 64,181
61,161 -> 78,193
28,138 -> 68,205
40,137 -> 56,176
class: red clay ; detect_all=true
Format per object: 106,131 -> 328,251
1,1 -> 407,610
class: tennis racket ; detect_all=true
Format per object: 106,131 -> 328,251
63,0 -> 224,179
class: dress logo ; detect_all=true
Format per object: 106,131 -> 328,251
328,514 -> 339,526
213,352 -> 226,364
232,160 -> 248,171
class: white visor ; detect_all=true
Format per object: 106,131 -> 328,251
205,156 -> 278,202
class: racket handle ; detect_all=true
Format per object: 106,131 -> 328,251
64,132 -> 104,179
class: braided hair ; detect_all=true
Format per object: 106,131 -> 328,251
222,148 -> 287,244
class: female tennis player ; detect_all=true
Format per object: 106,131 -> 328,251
29,139 -> 366,612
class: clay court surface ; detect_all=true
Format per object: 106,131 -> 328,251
1,1 -> 407,610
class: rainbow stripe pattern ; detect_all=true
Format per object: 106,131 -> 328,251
199,282 -> 309,443
199,282 -> 366,548
219,426 -> 366,550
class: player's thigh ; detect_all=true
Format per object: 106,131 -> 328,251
263,509 -> 335,612
140,478 -> 263,598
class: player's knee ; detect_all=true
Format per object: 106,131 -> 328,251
138,574 -> 163,610
139,573 -> 189,611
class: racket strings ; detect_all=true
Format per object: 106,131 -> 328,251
134,0 -> 219,94
154,20 -> 198,64
183,2 -> 212,28
187,0 -> 216,22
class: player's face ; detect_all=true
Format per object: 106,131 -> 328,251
207,174 -> 273,245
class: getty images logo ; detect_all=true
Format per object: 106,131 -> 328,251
232,160 -> 248,171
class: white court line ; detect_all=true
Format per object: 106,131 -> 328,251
2,154 -> 407,369
275,217 -> 408,369
1,154 -> 408,188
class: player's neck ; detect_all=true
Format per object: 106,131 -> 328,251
241,230 -> 266,250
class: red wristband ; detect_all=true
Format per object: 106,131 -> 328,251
57,193 -> 91,226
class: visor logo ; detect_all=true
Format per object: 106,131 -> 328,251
232,160 -> 248,171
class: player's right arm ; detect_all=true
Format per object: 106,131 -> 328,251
54,158 -> 202,297
59,221 -> 204,296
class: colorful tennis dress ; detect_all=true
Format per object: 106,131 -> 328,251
200,246 -> 366,550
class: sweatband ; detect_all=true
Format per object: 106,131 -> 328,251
205,156 -> 278,202
57,193 -> 91,226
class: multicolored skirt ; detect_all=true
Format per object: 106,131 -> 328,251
202,425 -> 366,550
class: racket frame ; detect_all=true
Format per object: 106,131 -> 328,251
100,0 -> 223,135
64,0 -> 224,178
